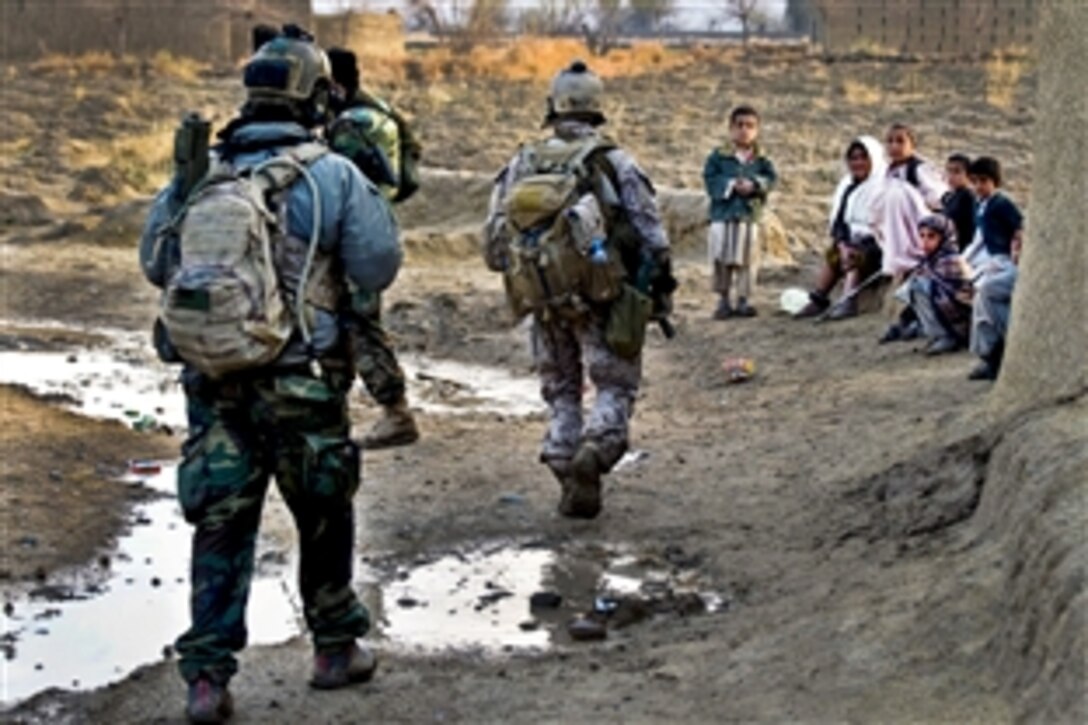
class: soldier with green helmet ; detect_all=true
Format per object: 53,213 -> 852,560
483,61 -> 673,519
325,47 -> 422,451
140,28 -> 400,723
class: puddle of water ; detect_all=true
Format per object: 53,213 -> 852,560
378,548 -> 553,652
0,467 -> 300,707
373,543 -> 725,654
401,354 -> 543,418
0,349 -> 186,432
0,322 -> 544,427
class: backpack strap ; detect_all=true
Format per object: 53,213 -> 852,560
252,141 -> 328,195
248,142 -> 329,354
583,145 -> 648,282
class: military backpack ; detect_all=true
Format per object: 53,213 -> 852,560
159,142 -> 327,378
501,136 -> 627,318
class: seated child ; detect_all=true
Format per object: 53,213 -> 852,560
961,156 -> 1023,271
901,214 -> 974,355
942,153 -> 977,251
880,122 -> 948,276
963,156 -> 1025,380
703,105 -> 777,319
794,135 -> 886,320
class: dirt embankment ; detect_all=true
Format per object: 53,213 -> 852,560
0,384 -> 175,584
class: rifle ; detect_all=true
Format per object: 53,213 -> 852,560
172,112 -> 211,203
813,269 -> 887,324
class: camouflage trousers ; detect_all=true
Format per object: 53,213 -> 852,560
532,313 -> 641,475
174,367 -> 369,685
347,291 -> 407,407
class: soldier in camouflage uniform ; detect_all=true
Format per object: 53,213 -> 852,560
140,34 -> 401,723
326,47 -> 421,450
483,61 -> 670,519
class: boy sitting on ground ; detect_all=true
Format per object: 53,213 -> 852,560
962,156 -> 1026,381
899,214 -> 974,356
942,153 -> 977,252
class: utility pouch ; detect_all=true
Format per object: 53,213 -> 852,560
605,284 -> 652,360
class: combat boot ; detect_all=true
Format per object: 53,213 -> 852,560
560,443 -> 603,519
361,399 -> 419,450
310,642 -> 378,690
186,677 -> 233,724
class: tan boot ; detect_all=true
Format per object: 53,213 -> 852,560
361,400 -> 419,450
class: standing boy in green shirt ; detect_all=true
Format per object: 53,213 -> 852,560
702,105 -> 777,318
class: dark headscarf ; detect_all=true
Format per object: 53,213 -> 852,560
918,213 -> 958,252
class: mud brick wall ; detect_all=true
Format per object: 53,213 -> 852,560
313,12 -> 406,60
793,0 -> 1041,55
0,0 -> 311,63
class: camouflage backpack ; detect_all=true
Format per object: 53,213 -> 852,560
328,93 -> 421,203
501,136 -> 627,318
160,142 -> 326,378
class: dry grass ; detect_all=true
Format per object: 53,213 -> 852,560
844,38 -> 902,59
400,37 -> 699,84
66,126 -> 174,197
30,51 -> 120,75
149,50 -> 207,83
29,50 -> 206,83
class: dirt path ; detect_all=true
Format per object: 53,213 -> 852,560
3,235 -> 1042,722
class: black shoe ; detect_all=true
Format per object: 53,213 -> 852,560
712,299 -> 733,320
793,296 -> 829,319
560,443 -> 603,519
901,320 -> 923,340
878,323 -> 903,344
734,298 -> 758,317
925,337 -> 962,356
186,678 -> 234,724
968,360 -> 999,381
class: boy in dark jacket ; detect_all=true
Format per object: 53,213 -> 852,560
942,153 -> 976,251
702,105 -> 777,318
963,156 -> 1025,381
962,156 -> 1023,269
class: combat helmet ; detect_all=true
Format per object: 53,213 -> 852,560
546,60 -> 606,126
243,28 -> 332,124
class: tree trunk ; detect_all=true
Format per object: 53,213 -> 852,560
991,0 -> 1088,414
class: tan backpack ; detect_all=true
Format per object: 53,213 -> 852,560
502,136 -> 626,318
160,142 -> 326,378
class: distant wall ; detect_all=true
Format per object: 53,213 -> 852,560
0,0 -> 311,63
313,11 -> 406,60
789,0 -> 1041,55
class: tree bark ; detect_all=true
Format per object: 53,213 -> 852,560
991,0 -> 1088,414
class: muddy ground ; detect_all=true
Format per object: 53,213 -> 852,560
1,47 -> 1083,722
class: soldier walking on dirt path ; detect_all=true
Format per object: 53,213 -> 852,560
483,61 -> 673,519
325,46 -> 422,451
140,30 -> 400,724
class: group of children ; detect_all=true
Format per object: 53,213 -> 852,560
702,110 -> 1024,381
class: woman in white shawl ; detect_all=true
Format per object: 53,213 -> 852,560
794,135 -> 887,319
